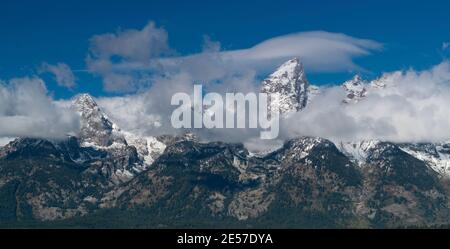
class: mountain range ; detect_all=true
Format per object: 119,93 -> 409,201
1,58 -> 450,228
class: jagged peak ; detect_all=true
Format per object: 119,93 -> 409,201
70,93 -> 122,148
261,58 -> 310,113
72,94 -> 114,129
279,57 -> 301,67
342,74 -> 367,103
351,74 -> 362,82
269,57 -> 304,80
343,74 -> 366,88
73,93 -> 96,104
73,93 -> 98,109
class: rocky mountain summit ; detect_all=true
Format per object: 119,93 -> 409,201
73,93 -> 166,180
342,75 -> 367,103
261,58 -> 312,114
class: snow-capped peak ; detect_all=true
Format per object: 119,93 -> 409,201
73,93 -> 124,148
343,75 -> 364,87
261,58 -> 310,114
73,93 -> 98,112
342,74 -> 367,103
72,93 -> 166,171
269,58 -> 304,80
337,140 -> 381,165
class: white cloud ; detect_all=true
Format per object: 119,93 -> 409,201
89,60 -> 450,148
443,42 -> 449,51
153,31 -> 382,81
218,31 -> 382,73
85,21 -> 382,93
96,94 -> 164,136
0,77 -> 79,139
40,62 -> 76,88
86,21 -> 172,93
89,21 -> 171,61
91,68 -> 261,142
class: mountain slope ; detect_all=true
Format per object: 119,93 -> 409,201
3,135 -> 450,228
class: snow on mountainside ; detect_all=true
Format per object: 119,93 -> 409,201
263,58 -> 450,178
337,140 -> 381,165
340,72 -> 402,104
122,131 -> 166,166
271,136 -> 328,162
0,137 -> 15,147
261,58 -> 316,114
72,94 -> 166,173
73,94 -> 126,148
342,75 -> 367,103
399,143 -> 450,178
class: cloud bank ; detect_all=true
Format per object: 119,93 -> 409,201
4,60 -> 448,148
282,61 -> 450,143
0,78 -> 79,139
86,60 -> 450,152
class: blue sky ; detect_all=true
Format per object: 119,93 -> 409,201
1,0 -> 449,99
